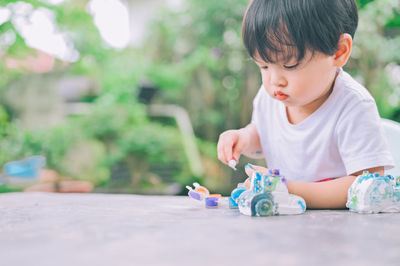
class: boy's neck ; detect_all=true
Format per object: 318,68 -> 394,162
286,69 -> 340,125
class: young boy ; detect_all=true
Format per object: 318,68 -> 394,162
217,0 -> 395,209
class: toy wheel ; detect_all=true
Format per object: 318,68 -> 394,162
255,198 -> 274,216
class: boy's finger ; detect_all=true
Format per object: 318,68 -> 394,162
217,144 -> 229,165
244,164 -> 269,177
217,136 -> 234,164
253,165 -> 269,173
244,177 -> 251,189
222,141 -> 233,164
232,139 -> 247,162
217,140 -> 225,163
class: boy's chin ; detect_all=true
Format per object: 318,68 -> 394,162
281,100 -> 296,107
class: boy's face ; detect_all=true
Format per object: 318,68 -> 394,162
254,49 -> 338,110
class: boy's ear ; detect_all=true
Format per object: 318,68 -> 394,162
333,33 -> 353,67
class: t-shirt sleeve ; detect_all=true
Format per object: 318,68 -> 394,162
335,99 -> 395,175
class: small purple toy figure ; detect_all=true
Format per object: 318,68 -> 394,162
186,182 -> 209,201
186,182 -> 222,208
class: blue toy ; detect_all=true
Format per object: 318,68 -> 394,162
1,156 -> 46,185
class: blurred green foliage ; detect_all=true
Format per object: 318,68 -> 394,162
0,0 -> 399,194
350,0 -> 400,118
0,0 -> 198,193
145,0 -> 400,135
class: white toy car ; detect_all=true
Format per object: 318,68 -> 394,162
237,169 -> 306,216
346,171 -> 400,213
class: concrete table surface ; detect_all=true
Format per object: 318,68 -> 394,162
0,193 -> 399,266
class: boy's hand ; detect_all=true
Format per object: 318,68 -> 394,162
244,164 -> 269,177
243,164 -> 269,189
217,128 -> 251,166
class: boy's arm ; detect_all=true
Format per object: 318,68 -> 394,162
240,123 -> 264,159
286,166 -> 384,209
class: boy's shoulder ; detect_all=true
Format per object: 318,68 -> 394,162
334,69 -> 375,105
329,69 -> 381,129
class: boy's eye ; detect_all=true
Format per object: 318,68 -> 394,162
260,65 -> 269,70
283,63 -> 299,69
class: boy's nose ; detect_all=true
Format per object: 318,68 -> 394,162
269,70 -> 287,87
270,73 -> 287,87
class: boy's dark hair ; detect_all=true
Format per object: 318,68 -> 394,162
242,0 -> 358,63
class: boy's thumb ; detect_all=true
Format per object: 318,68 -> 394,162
233,140 -> 248,161
244,164 -> 269,177
232,152 -> 240,162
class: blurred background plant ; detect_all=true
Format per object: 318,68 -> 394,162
0,0 -> 399,195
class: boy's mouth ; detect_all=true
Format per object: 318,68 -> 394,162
274,90 -> 288,101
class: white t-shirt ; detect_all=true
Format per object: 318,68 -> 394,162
251,69 -> 395,182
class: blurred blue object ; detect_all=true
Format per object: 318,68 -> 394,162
3,156 -> 46,179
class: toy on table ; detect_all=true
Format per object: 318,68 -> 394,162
229,182 -> 247,208
186,185 -> 204,200
204,194 -> 222,208
346,171 -> 400,213
193,182 -> 210,196
228,160 -> 237,171
231,169 -> 306,216
186,182 -> 222,208
186,182 -> 209,200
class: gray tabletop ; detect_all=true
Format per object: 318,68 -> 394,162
0,192 -> 399,266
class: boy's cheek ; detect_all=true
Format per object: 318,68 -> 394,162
262,84 -> 275,97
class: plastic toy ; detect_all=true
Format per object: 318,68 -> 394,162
0,156 -> 46,185
186,186 -> 203,200
205,194 -> 222,208
186,182 -> 222,208
346,171 -> 400,213
193,182 -> 210,196
186,182 -> 209,201
228,160 -> 237,171
236,169 -> 306,216
229,183 -> 247,208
